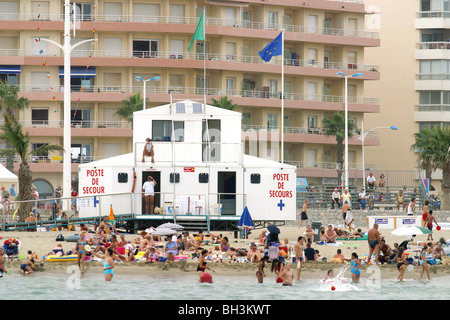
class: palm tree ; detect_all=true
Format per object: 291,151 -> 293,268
412,126 -> 450,210
211,96 -> 238,110
114,93 -> 147,124
0,81 -> 29,172
322,112 -> 358,186
0,114 -> 63,221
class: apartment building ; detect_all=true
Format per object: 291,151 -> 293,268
364,0 -> 449,190
0,0 -> 380,197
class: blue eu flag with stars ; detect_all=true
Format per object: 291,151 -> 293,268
258,32 -> 283,62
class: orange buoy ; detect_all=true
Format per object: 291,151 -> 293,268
331,286 -> 336,291
200,272 -> 213,283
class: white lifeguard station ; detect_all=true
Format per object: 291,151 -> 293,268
78,100 -> 296,231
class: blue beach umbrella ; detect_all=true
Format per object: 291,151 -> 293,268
238,206 -> 254,227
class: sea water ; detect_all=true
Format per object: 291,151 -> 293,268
0,270 -> 449,300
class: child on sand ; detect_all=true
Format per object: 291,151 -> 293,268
20,260 -> 34,275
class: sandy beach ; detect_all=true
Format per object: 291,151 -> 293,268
2,224 -> 450,280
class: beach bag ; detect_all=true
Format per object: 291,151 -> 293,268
56,234 -> 65,241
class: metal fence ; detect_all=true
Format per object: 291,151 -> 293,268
0,191 -> 247,227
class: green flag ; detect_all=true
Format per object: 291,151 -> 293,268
188,12 -> 205,52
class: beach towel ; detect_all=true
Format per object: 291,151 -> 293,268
345,210 -> 354,225
317,241 -> 343,246
336,234 -> 368,241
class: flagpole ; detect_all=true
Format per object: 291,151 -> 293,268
281,29 -> 285,164
203,7 -> 210,223
203,6 -> 207,108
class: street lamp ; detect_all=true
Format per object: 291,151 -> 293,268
358,122 -> 398,188
135,75 -> 161,110
336,71 -> 363,189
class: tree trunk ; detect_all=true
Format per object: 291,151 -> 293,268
441,165 -> 450,210
18,162 -> 33,222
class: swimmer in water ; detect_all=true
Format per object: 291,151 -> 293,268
93,248 -> 115,281
197,249 -> 212,280
349,252 -> 361,283
256,255 -> 270,284
323,269 -> 334,282
278,262 -> 294,286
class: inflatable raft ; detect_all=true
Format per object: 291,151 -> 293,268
45,254 -> 78,262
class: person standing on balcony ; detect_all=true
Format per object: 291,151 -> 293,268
142,138 -> 154,163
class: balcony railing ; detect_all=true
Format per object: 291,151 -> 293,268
17,84 -> 380,105
285,161 -> 379,170
417,73 -> 450,80
135,141 -> 242,164
242,124 -> 376,137
0,14 -> 379,39
417,41 -> 450,50
415,104 -> 450,112
0,119 -> 131,129
0,155 -> 110,164
417,11 -> 450,19
0,49 -> 379,73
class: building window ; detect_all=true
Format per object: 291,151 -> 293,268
267,113 -> 277,129
268,11 -> 278,29
308,116 -> 317,129
71,109 -> 91,127
0,73 -> 18,85
31,109 -> 49,125
133,39 -> 159,58
104,73 -> 121,92
226,78 -> 235,95
152,120 -> 184,142
169,74 -> 184,93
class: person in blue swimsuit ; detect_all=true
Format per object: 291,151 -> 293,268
419,245 -> 431,281
77,231 -> 88,274
93,248 -> 115,281
349,252 -> 361,283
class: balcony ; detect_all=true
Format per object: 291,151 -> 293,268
415,73 -> 450,91
0,14 -> 379,44
414,105 -> 450,122
0,119 -> 132,137
16,84 -> 379,112
0,49 -> 380,80
1,155 -> 120,173
416,11 -> 450,29
416,42 -> 450,60
242,125 -> 379,146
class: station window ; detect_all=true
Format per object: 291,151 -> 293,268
170,172 -> 180,183
199,173 -> 209,183
250,173 -> 261,184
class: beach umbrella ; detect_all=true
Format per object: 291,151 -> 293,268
158,222 -> 184,230
238,206 -> 254,227
150,228 -> 179,236
391,225 -> 432,237
267,224 -> 280,235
